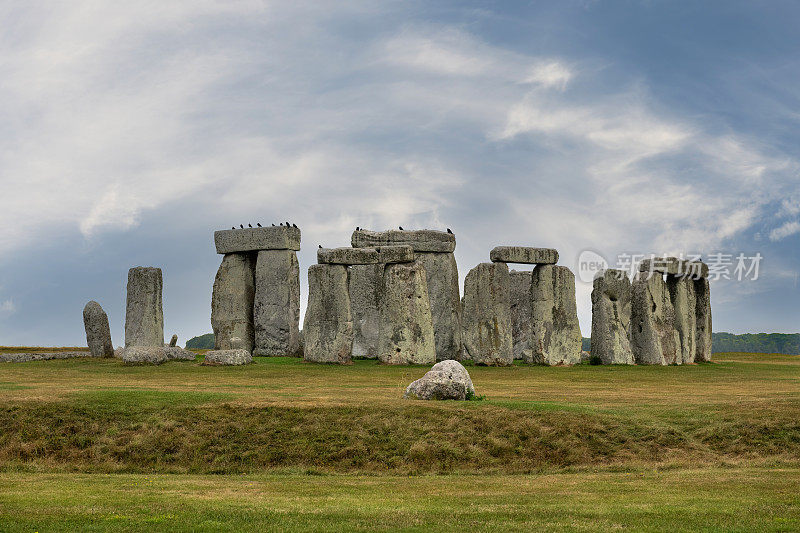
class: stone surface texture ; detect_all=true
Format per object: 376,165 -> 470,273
668,275 -> 697,364
377,262 -> 436,365
83,301 -> 114,358
169,334 -> 178,347
403,360 -> 475,400
631,272 -> 679,365
0,351 -> 90,363
124,267 -> 164,348
414,252 -> 463,362
462,262 -> 513,366
694,278 -> 713,362
211,253 -> 256,353
639,257 -> 709,279
253,250 -> 300,356
121,346 -> 195,365
214,226 -> 301,254
490,246 -> 558,265
303,264 -> 353,364
318,247 -> 378,265
509,270 -> 532,360
348,264 -> 382,358
352,229 -> 455,253
203,349 -> 253,365
590,269 -> 634,365
528,265 -> 581,365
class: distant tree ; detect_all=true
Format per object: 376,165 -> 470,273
185,333 -> 215,350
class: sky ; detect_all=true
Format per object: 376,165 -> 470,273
1,0 -> 799,347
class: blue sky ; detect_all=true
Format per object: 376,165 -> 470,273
1,1 -> 799,346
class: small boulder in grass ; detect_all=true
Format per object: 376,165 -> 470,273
203,349 -> 253,366
404,360 -> 476,400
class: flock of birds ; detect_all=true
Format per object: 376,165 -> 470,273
229,224 -> 453,250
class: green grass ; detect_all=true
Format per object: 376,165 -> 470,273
0,352 -> 798,530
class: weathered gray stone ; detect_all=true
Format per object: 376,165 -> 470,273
580,351 -> 591,363
83,301 -> 114,358
490,246 -> 558,265
352,229 -> 455,253
462,262 -> 513,366
631,272 -> 680,365
528,265 -> 581,365
253,250 -> 300,356
378,262 -> 436,365
0,351 -> 89,363
639,257 -> 709,279
318,247 -> 378,265
404,360 -> 476,400
348,264 -> 382,358
121,346 -> 194,365
214,226 -> 301,254
590,270 -> 634,365
211,253 -> 255,353
378,245 -> 415,264
509,270 -> 532,360
694,278 -> 712,362
668,275 -> 697,364
164,346 -> 196,362
303,264 -> 353,364
414,252 -> 463,362
203,349 -> 253,365
168,334 -> 178,347
124,267 -> 164,348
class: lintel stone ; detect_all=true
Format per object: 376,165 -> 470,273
490,246 -> 558,265
352,229 -> 455,253
317,245 -> 414,265
214,226 -> 301,254
639,257 -> 708,279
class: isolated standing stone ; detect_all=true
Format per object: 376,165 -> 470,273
590,270 -> 634,365
528,265 -> 581,365
509,270 -> 532,360
462,262 -> 513,366
631,272 -> 679,365
694,277 -> 712,362
211,253 -> 255,353
125,267 -> 164,348
348,264 -> 382,358
404,360 -> 476,400
83,301 -> 114,358
253,250 -> 300,356
668,275 -> 697,364
169,334 -> 178,347
378,262 -> 436,365
414,252 -> 463,361
303,264 -> 353,364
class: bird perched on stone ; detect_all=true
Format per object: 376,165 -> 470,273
399,226 -> 404,230
248,223 -> 252,228
240,224 -> 244,229
292,223 -> 297,228
356,226 -> 360,231
279,222 -> 283,226
257,223 -> 262,227
318,244 -> 322,248
447,228 -> 452,234
272,223 -> 275,226
231,227 -> 235,230
286,221 -> 290,227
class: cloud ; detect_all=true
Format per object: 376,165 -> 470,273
0,299 -> 15,319
769,220 -> 800,241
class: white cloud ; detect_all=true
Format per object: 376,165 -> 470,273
769,220 -> 800,241
0,299 -> 15,319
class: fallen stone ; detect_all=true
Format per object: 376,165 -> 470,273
403,360 -> 475,400
352,229 -> 455,253
528,265 -> 581,365
214,226 -> 301,254
414,252 -> 463,362
378,262 -> 436,365
490,246 -> 558,265
0,351 -> 90,363
124,267 -> 164,348
168,334 -> 178,347
462,262 -> 513,366
253,250 -> 301,356
509,270 -> 532,360
211,253 -> 256,353
668,275 -> 697,364
83,301 -> 114,358
203,349 -> 253,365
303,264 -> 353,364
348,264 -> 382,358
639,257 -> 709,279
631,271 -> 680,365
590,269 -> 634,365
164,347 -> 196,362
120,346 -> 195,365
694,277 -> 712,362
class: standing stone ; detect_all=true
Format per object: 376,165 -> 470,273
590,270 -> 634,365
414,252 -> 463,361
631,272 -> 679,365
83,301 -> 114,358
668,275 -> 697,364
348,264 -> 382,358
378,262 -> 436,365
253,250 -> 300,356
528,265 -> 581,365
125,267 -> 164,348
462,262 -> 513,366
304,264 -> 352,364
211,254 -> 255,353
169,334 -> 178,347
694,277 -> 712,362
509,270 -> 532,360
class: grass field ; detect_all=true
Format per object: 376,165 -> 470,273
1,352 -> 798,531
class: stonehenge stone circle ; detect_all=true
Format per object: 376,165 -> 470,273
254,249 -> 301,356
509,270 -> 532,360
169,334 -> 178,347
83,300 -> 114,358
404,360 -> 475,400
348,264 -> 382,358
694,278 -> 713,362
124,267 -> 164,348
211,253 -> 256,353
214,225 -> 300,254
303,264 -> 353,364
590,270 -> 634,365
490,246 -> 558,265
203,349 -> 253,366
462,262 -> 513,366
378,262 -> 436,365
528,265 -> 581,365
